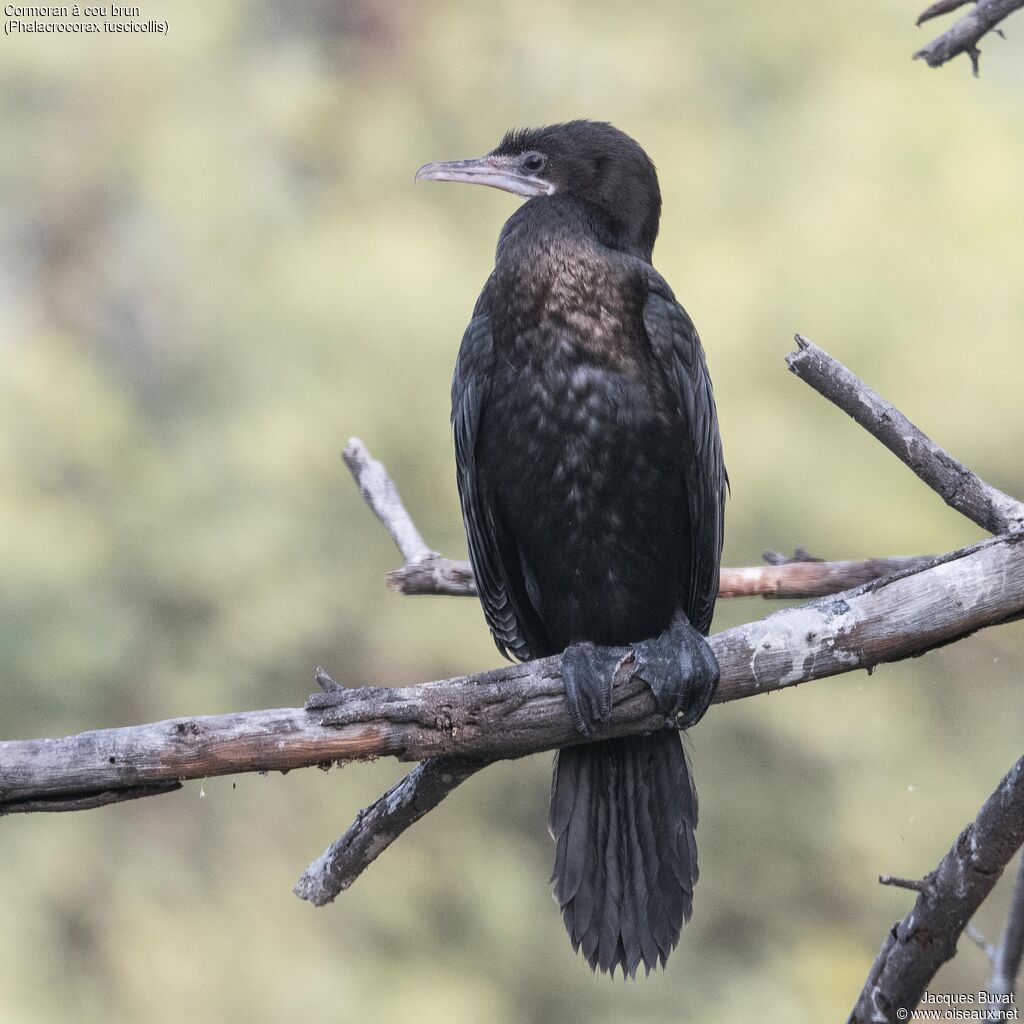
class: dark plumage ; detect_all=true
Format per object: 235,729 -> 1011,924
418,120 -> 726,977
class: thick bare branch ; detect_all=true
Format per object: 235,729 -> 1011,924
787,336 -> 1024,535
2,531 -> 1022,815
849,756 -> 1024,1023
308,336 -> 1024,905
913,0 -> 1023,74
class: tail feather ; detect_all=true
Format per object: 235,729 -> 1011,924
578,776 -> 610,966
632,748 -> 668,971
618,762 -> 646,976
550,747 -> 588,905
596,760 -> 624,973
549,731 -> 698,977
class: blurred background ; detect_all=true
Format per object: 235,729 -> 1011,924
2,1 -> 1023,1021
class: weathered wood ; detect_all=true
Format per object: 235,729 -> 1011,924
343,438 -> 435,563
717,554 -> 939,598
325,335 -> 1024,903
292,754 -> 490,906
849,756 -> 1024,1023
787,337 -> 1024,534
343,436 -> 943,601
3,532 -> 1022,813
3,782 -> 183,815
917,0 -> 973,24
299,535 -> 1024,905
985,855 -> 1024,1021
387,554 -> 477,597
913,0 -> 1024,73
386,551 -> 940,600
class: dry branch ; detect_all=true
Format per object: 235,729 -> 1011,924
4,531 -> 1020,808
985,854 -> 1024,1020
387,554 -> 477,597
914,0 -> 1024,74
341,439 -> 940,602
917,0 -> 973,21
305,338 -> 1024,906
387,547 -> 938,600
2,782 -> 183,816
4,335 -> 1022,1010
849,756 -> 1024,1023
343,439 -> 435,564
293,754 -> 490,905
787,336 -> 1024,535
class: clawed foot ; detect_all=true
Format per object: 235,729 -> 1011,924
631,611 -> 719,729
561,641 -> 629,736
560,612 -> 719,737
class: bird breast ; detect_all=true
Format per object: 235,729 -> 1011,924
479,290 -> 687,647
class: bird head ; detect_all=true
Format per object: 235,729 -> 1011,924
416,120 -> 662,259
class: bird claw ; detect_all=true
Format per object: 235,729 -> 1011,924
561,642 -> 628,736
630,611 -> 719,729
561,615 -> 719,736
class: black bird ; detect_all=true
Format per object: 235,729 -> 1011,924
417,121 -> 726,977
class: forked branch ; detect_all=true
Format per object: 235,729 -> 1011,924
913,0 -> 1024,75
298,338 -> 1023,907
343,438 -> 940,602
2,530 -> 1021,817
3,337 -> 1021,1014
849,756 -> 1024,1023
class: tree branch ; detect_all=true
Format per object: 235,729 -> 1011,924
878,875 -> 930,893
341,438 -> 939,602
387,547 -> 940,600
387,554 -> 477,597
849,756 -> 1024,1023
343,439 -> 435,564
306,338 -> 1023,907
716,554 -> 939,598
292,754 -> 491,905
985,854 -> 1024,1020
787,336 -> 1024,535
1,782 -> 183,815
3,531 -> 1021,815
913,0 -> 1024,75
917,0 -> 974,22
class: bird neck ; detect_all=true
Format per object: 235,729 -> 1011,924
496,196 -> 653,265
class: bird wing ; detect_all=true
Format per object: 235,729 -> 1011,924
641,269 -> 727,635
452,304 -> 545,662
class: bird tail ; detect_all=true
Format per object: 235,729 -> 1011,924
548,731 -> 698,977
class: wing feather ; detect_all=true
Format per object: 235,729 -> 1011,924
451,303 -> 545,661
641,270 -> 727,635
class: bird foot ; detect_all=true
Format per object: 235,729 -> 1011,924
561,615 -> 719,736
630,611 -> 719,729
561,641 -> 630,736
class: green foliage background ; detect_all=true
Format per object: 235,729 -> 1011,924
2,1 -> 1023,1021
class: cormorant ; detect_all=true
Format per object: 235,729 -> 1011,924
416,120 -> 726,977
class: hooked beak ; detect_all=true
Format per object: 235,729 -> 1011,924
415,155 -> 554,198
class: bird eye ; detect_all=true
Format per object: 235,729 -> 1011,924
522,152 -> 546,174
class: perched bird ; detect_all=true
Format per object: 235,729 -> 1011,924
417,121 -> 726,977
